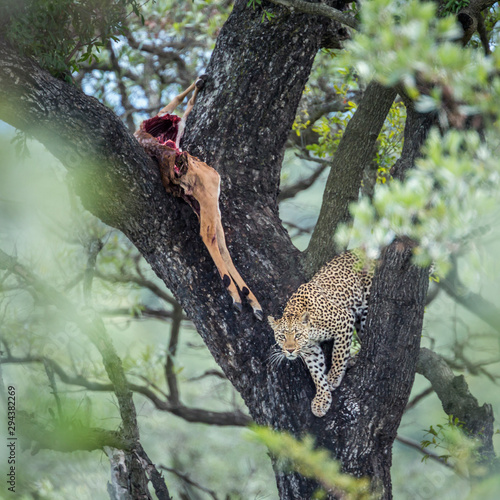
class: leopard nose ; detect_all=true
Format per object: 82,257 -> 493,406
285,348 -> 295,354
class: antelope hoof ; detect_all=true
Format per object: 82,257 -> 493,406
253,308 -> 264,321
233,301 -> 243,313
196,75 -> 207,89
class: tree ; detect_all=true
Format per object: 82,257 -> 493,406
1,0 -> 499,498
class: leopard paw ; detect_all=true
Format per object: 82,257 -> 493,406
311,390 -> 332,418
327,371 -> 345,392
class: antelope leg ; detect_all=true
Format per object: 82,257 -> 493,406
176,76 -> 207,149
199,206 -> 244,313
183,156 -> 263,319
214,218 -> 263,320
157,82 -> 196,116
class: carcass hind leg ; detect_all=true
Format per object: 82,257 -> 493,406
214,220 -> 263,320
158,75 -> 207,118
176,76 -> 207,148
199,211 -> 244,313
157,82 -> 196,117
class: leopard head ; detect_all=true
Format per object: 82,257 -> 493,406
268,312 -> 311,360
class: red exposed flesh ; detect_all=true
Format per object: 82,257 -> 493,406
142,114 -> 181,145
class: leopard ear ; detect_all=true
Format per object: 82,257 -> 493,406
267,316 -> 277,329
300,311 -> 310,325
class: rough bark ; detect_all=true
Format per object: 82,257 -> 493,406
0,3 -> 435,497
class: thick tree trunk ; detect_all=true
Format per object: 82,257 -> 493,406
0,3 -> 432,497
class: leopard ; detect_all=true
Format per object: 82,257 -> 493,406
268,251 -> 374,418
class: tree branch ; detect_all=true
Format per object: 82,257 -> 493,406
99,306 -> 186,321
268,0 -> 359,30
108,41 -> 136,132
439,257 -> 500,334
165,304 -> 183,404
160,466 -> 219,500
456,0 -> 497,51
278,161 -> 329,201
95,271 -> 180,307
18,412 -> 133,453
395,434 -> 453,469
416,347 -> 495,461
0,353 -> 251,427
306,81 -> 397,273
404,385 -> 434,412
0,248 -> 169,498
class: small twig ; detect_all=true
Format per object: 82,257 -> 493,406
160,466 -> 219,500
95,270 -> 179,307
279,161 -> 329,201
43,358 -> 64,421
282,220 -> 315,236
187,369 -> 227,382
404,386 -> 433,412
135,374 -> 169,400
396,435 -> 453,469
99,306 -> 187,321
83,237 -> 103,306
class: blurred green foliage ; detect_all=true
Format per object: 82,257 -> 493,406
0,0 -> 144,79
333,0 -> 500,280
251,427 -> 371,499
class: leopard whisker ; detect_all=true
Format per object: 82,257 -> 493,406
267,348 -> 286,368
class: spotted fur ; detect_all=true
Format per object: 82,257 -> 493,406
268,251 -> 373,417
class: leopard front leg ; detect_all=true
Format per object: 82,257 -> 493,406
327,320 -> 354,391
302,344 -> 332,418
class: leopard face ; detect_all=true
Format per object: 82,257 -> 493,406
268,312 -> 312,360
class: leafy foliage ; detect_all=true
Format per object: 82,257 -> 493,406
251,426 -> 371,499
343,0 -> 469,98
334,0 -> 500,277
247,0 -> 275,22
0,0 -> 144,79
337,129 -> 500,275
420,416 -> 488,479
